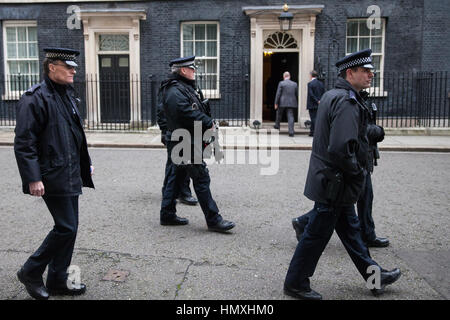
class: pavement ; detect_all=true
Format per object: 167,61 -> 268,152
1,125 -> 450,152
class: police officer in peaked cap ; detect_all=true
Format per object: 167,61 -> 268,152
157,55 -> 235,233
14,47 -> 94,299
284,49 -> 400,300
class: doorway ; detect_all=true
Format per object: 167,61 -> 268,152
99,54 -> 130,123
263,52 -> 299,122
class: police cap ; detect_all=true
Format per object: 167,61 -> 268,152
43,47 -> 80,67
169,55 -> 196,70
336,48 -> 374,73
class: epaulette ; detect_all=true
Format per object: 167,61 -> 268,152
25,83 -> 41,95
348,90 -> 358,103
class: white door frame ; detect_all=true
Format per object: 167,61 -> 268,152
243,5 -> 323,127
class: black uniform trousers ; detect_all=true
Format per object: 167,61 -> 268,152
285,202 -> 379,290
296,174 -> 377,243
160,161 -> 222,226
356,173 -> 376,242
162,149 -> 193,199
22,195 -> 79,286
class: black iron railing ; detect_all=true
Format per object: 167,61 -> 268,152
1,72 -> 448,129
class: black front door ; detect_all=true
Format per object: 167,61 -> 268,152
99,55 -> 130,123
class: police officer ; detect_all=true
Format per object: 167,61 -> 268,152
157,94 -> 198,206
14,48 -> 94,299
159,56 -> 235,233
284,49 -> 400,300
291,88 -> 390,248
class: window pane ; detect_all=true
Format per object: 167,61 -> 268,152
206,24 -> 217,40
372,55 -> 381,70
18,43 -> 28,58
183,24 -> 193,40
195,41 -> 205,56
195,24 -> 205,40
196,59 -> 206,74
183,41 -> 194,57
206,59 -> 217,73
359,37 -> 370,50
17,27 -> 27,41
183,41 -> 193,56
372,24 -> 382,36
19,61 -> 29,73
28,27 -> 37,41
359,21 -> 370,36
28,43 -> 38,58
99,34 -> 129,51
371,37 -> 382,53
30,61 -> 39,74
6,27 -> 16,42
8,61 -> 19,74
347,21 -> 358,36
206,41 -> 217,57
204,75 -> 217,90
7,43 -> 17,58
347,38 -> 357,53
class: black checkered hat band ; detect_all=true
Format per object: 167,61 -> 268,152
338,57 -> 372,72
45,52 -> 76,61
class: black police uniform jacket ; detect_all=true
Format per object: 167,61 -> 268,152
14,76 -> 94,196
159,74 -> 213,162
304,77 -> 369,206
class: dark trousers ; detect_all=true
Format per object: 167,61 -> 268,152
357,173 -> 376,242
308,109 -> 317,135
275,107 -> 295,135
297,174 -> 377,243
160,162 -> 222,226
162,151 -> 193,198
285,203 -> 379,290
22,195 -> 79,285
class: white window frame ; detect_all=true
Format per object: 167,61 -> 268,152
180,21 -> 220,99
346,18 -> 387,96
2,20 -> 39,100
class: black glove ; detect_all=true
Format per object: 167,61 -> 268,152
161,133 -> 167,146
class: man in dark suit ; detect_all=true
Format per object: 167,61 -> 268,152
306,70 -> 325,137
274,71 -> 298,137
14,48 -> 94,299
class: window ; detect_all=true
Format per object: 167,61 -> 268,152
181,22 -> 219,97
346,18 -> 386,93
3,21 -> 39,99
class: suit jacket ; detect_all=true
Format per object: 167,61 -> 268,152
307,78 -> 325,110
274,79 -> 298,108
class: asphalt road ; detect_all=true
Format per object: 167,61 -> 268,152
0,146 -> 448,300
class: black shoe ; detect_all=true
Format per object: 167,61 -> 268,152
367,237 -> 390,248
289,133 -> 294,137
208,220 -> 235,233
17,268 -> 49,300
284,284 -> 322,300
292,218 -> 305,241
308,132 -> 314,137
371,268 -> 401,296
273,125 -> 280,130
47,282 -> 87,296
161,216 -> 189,226
178,195 -> 198,206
